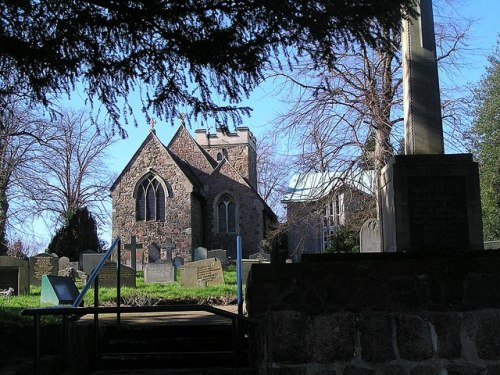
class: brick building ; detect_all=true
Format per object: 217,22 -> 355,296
111,124 -> 276,268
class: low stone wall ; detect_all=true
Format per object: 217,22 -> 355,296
246,251 -> 500,375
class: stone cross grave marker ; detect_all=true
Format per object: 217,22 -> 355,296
360,218 -> 381,253
124,235 -> 143,271
29,253 -> 59,287
144,262 -> 175,284
179,258 -> 224,288
0,256 -> 29,295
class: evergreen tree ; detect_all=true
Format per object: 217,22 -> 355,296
472,44 -> 500,240
47,207 -> 100,260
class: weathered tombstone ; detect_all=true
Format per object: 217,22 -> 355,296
249,240 -> 271,261
124,235 -> 143,271
193,247 -> 208,262
29,253 -> 59,286
79,250 -> 96,271
161,239 -> 175,263
207,249 -> 228,268
92,262 -> 136,288
68,261 -> 79,270
40,275 -> 80,305
59,256 -> 70,271
81,253 -> 106,275
242,259 -> 269,285
179,258 -> 224,288
174,256 -> 184,269
484,241 -> 500,250
148,243 -> 161,263
144,262 -> 175,284
360,218 -> 381,253
249,252 -> 271,261
0,256 -> 29,295
379,0 -> 483,252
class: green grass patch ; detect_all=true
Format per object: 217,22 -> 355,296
0,267 -> 238,323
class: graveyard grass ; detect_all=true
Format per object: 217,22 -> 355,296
0,266 -> 237,324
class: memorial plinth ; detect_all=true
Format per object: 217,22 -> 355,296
379,154 -> 483,252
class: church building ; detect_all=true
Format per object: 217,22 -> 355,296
110,123 -> 276,268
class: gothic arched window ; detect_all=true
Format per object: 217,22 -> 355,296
136,175 -> 166,221
217,194 -> 236,233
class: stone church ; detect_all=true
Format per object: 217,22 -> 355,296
111,124 -> 276,268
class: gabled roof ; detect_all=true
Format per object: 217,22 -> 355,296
282,170 -> 374,203
167,124 -> 218,171
208,158 -> 277,220
110,131 -> 158,192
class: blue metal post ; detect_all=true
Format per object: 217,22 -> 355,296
236,235 -> 243,315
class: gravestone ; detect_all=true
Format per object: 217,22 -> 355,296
161,239 -> 175,263
360,218 -> 381,253
29,253 -> 59,286
379,0 -> 483,252
41,275 -> 81,305
144,262 -> 175,284
179,258 -> 224,288
59,256 -> 70,271
148,243 -> 161,263
92,262 -> 136,288
242,259 -> 269,285
81,253 -> 106,275
79,250 -> 96,271
249,251 -> 271,261
174,256 -> 184,269
484,241 -> 500,250
0,256 -> 29,295
207,249 -> 228,268
193,247 -> 208,261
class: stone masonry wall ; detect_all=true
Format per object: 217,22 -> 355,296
247,251 -> 500,375
111,133 -> 195,262
204,162 -> 265,258
253,309 -> 500,375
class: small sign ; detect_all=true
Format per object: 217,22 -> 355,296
41,275 -> 81,305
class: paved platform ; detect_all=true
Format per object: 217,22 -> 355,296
76,305 -> 239,326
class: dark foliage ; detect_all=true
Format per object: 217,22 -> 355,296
47,207 -> 100,260
325,225 -> 360,253
1,0 -> 416,134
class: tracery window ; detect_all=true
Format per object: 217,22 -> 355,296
136,174 -> 166,221
217,194 -> 236,233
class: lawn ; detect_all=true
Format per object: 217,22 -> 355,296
0,266 -> 238,323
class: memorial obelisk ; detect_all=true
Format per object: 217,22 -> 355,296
379,0 -> 483,252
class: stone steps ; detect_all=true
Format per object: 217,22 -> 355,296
95,322 -> 250,372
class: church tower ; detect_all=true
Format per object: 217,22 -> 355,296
195,127 -> 257,190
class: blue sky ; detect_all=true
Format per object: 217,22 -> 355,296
30,1 -> 499,247
104,0 -> 499,174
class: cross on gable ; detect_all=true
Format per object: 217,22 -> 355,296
149,118 -> 156,132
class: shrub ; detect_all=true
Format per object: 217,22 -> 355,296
47,207 -> 100,260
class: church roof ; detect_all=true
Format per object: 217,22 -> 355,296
282,170 -> 374,203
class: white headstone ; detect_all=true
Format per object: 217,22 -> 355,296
360,218 -> 381,253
